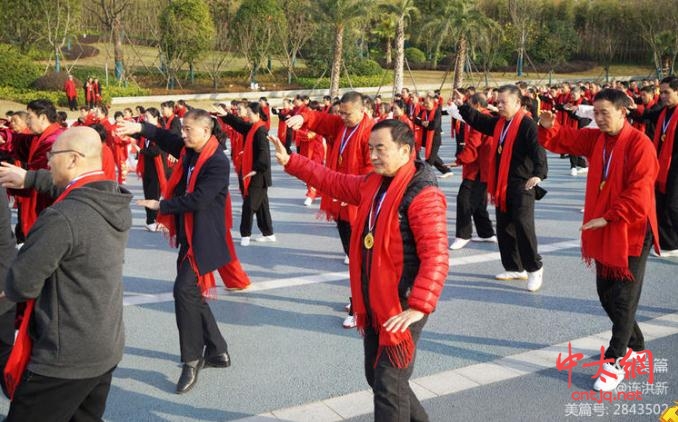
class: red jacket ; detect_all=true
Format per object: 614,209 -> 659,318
285,154 -> 448,314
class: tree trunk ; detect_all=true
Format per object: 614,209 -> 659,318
385,37 -> 392,66
330,24 -> 344,98
55,47 -> 61,73
452,35 -> 467,90
393,18 -> 405,97
112,17 -> 125,81
431,22 -> 449,69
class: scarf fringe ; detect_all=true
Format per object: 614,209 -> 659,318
583,257 -> 634,281
376,332 -> 415,369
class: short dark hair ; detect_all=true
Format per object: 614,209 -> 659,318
372,119 -> 414,149
160,100 -> 175,109
246,102 -> 268,121
593,88 -> 633,109
27,99 -> 58,123
469,93 -> 488,108
184,108 -> 215,130
497,84 -> 521,97
114,111 -> 124,119
340,91 -> 363,104
640,86 -> 655,94
145,107 -> 161,120
660,76 -> 678,91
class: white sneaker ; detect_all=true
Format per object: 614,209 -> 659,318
450,237 -> 471,250
578,167 -> 588,174
472,235 -> 497,243
438,171 -> 454,179
570,168 -> 578,176
527,267 -> 544,292
254,234 -> 277,242
343,255 -> 350,265
240,236 -> 251,246
145,223 -> 159,232
495,270 -> 528,280
342,315 -> 356,328
344,302 -> 351,313
15,243 -> 23,250
593,360 -> 625,392
303,197 -> 313,207
658,249 -> 678,257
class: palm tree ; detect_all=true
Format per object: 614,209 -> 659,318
316,0 -> 374,97
381,0 -> 419,96
450,1 -> 498,89
371,15 -> 397,66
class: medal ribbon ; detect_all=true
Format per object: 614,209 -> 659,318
339,125 -> 360,157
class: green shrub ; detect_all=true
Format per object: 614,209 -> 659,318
346,59 -> 383,76
405,47 -> 426,65
0,87 -> 62,106
0,45 -> 42,88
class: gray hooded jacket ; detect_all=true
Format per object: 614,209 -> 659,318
6,171 -> 132,379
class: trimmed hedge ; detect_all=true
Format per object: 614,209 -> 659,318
346,59 -> 383,77
405,47 -> 426,65
0,85 -> 151,108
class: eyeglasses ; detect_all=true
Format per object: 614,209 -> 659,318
47,149 -> 86,160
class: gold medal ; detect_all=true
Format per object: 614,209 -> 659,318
363,232 -> 374,249
599,181 -> 606,191
497,145 -> 503,154
338,155 -> 343,165
661,133 -> 666,143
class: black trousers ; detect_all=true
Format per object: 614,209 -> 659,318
456,177 -> 494,240
425,135 -> 450,175
67,96 -> 78,111
364,316 -> 428,422
142,157 -> 161,225
174,253 -> 228,362
596,229 -> 652,359
5,366 -> 115,422
495,187 -> 542,272
240,186 -> 274,237
656,183 -> 678,250
569,155 -> 587,169
337,218 -> 351,256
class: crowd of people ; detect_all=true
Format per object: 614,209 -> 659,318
0,74 -> 676,421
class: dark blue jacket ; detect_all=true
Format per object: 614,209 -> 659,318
141,124 -> 231,274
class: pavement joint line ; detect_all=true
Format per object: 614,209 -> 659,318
230,311 -> 678,421
122,238 -> 581,307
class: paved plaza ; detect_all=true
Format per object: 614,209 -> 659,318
1,119 -> 676,421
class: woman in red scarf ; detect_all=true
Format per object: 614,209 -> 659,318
135,107 -> 168,231
538,89 -> 659,393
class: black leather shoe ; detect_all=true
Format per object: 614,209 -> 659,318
204,352 -> 231,368
176,360 -> 202,394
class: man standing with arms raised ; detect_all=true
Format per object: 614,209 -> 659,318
270,119 -> 448,421
453,85 -> 547,291
287,91 -> 373,328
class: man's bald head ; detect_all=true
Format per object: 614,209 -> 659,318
49,127 -> 104,187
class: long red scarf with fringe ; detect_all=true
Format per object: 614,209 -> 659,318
487,111 -> 526,212
241,121 -> 266,198
581,123 -> 641,280
349,160 -> 416,369
4,171 -> 108,400
652,106 -> 677,194
421,108 -> 436,160
157,136 -> 219,298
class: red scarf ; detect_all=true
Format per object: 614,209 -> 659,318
653,106 -> 678,194
135,139 -> 168,195
421,108 -> 436,160
581,123 -> 658,280
157,137 -> 220,298
320,114 -> 373,221
241,121 -> 266,198
20,123 -> 63,234
349,160 -> 417,368
4,171 -> 108,400
487,111 -> 526,212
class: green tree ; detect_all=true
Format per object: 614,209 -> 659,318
85,0 -> 132,81
233,0 -> 284,87
159,0 -> 215,89
532,21 -> 579,83
279,0 -> 317,85
315,0 -> 375,97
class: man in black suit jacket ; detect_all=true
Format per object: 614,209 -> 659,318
120,109 -> 232,394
